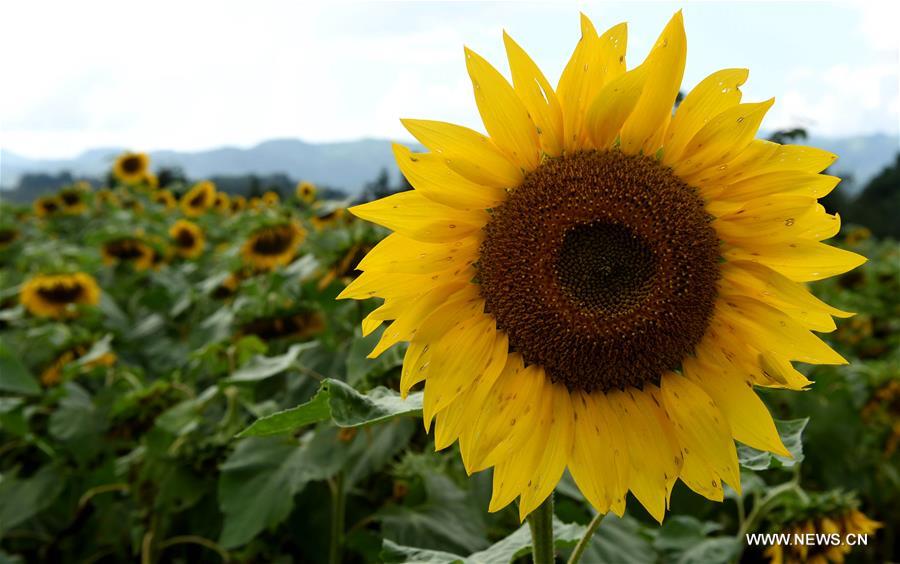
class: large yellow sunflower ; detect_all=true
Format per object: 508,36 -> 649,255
20,273 -> 101,318
113,152 -> 150,184
241,221 -> 306,270
101,237 -> 156,271
338,12 -> 866,523
168,219 -> 206,259
180,181 -> 217,217
296,181 -> 317,204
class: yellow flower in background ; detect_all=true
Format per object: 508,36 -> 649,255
34,196 -> 62,218
181,181 -> 216,217
152,189 -> 177,210
0,227 -> 20,249
296,181 -> 317,204
318,242 -> 372,290
113,152 -> 150,184
262,191 -> 281,206
40,344 -> 117,386
230,195 -> 247,213
95,188 -> 120,207
214,191 -> 232,213
764,509 -> 881,564
102,237 -> 156,271
241,221 -> 306,270
58,187 -> 89,215
248,197 -> 263,210
20,272 -> 101,318
339,12 -> 866,522
239,310 -> 326,342
311,208 -> 346,231
144,172 -> 159,189
168,219 -> 206,259
844,226 -> 872,246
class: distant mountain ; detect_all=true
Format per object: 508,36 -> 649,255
0,138 -> 416,196
1,133 -> 896,197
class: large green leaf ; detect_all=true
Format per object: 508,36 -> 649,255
0,465 -> 66,537
48,382 -> 107,442
581,514 -> 657,564
224,342 -> 316,383
0,339 -> 40,395
737,418 -> 809,470
237,378 -> 422,437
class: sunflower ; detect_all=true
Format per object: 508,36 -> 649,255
230,195 -> 247,213
34,196 -> 62,218
180,181 -> 216,217
238,310 -> 325,342
338,12 -> 866,522
95,189 -> 120,207
248,197 -> 263,210
0,227 -> 19,249
152,189 -> 177,210
58,187 -> 88,215
20,273 -> 101,318
40,344 -> 117,386
168,219 -> 205,259
144,172 -> 159,189
764,509 -> 881,564
318,242 -> 372,290
262,190 -> 281,206
311,207 -> 346,231
102,237 -> 156,271
214,191 -> 232,213
113,152 -> 150,184
212,272 -> 241,299
241,221 -> 306,270
296,181 -> 317,204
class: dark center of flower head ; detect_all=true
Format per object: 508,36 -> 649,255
0,229 -> 17,244
106,238 -> 147,260
60,190 -> 81,206
250,225 -> 296,255
189,192 -> 207,207
175,228 -> 196,248
37,281 -> 85,304
42,200 -> 59,213
121,155 -> 142,174
477,150 -> 720,393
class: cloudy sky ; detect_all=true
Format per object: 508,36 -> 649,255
2,1 -> 898,159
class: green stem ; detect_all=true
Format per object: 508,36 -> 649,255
329,473 -> 346,564
527,494 -> 555,564
567,511 -> 604,564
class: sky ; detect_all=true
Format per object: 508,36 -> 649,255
1,0 -> 898,160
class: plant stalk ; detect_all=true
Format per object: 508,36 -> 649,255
329,472 -> 346,564
567,511 -> 604,564
527,493 -> 555,564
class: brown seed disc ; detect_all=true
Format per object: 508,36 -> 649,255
477,150 -> 720,393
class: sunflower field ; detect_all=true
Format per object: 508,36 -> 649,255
0,152 -> 895,564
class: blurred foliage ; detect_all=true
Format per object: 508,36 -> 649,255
0,158 -> 896,564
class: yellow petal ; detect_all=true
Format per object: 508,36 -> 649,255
716,297 -> 847,365
357,232 -> 481,275
402,119 -> 523,187
557,16 -> 628,151
517,382 -> 575,520
584,65 -> 648,150
661,373 -> 741,498
411,286 -> 483,345
686,139 -> 780,187
673,99 -> 775,178
349,190 -> 487,243
759,352 -> 813,390
423,315 -> 499,428
715,195 -> 819,241
337,267 -> 471,300
664,68 -> 749,164
464,47 -> 541,170
400,341 -> 430,398
684,343 -> 789,456
619,12 -> 686,155
718,171 -> 840,202
392,144 -> 508,210
368,281 -> 468,358
503,32 -> 565,157
723,239 -> 866,282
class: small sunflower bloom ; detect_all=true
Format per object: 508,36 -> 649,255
230,195 -> 247,213
40,344 -> 117,386
57,186 -> 89,215
0,227 -> 20,249
214,191 -> 232,213
20,273 -> 101,319
152,189 -> 177,210
241,221 -> 306,271
262,190 -> 281,206
102,237 -> 156,271
34,196 -> 62,218
339,12 -> 866,522
296,181 -> 317,204
181,181 -> 217,217
311,208 -> 346,232
113,152 -> 150,184
168,219 -> 206,259
95,189 -> 120,207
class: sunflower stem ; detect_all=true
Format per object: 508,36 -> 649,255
527,493 -> 555,564
328,472 -> 346,564
567,511 -> 604,564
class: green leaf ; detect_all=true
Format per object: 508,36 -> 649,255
48,382 -> 106,441
653,515 -> 721,553
381,517 -> 586,564
581,514 -> 657,564
737,418 -> 809,470
237,378 -> 423,438
0,339 -> 40,395
224,342 -> 316,383
676,537 -> 742,564
0,465 -> 66,537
